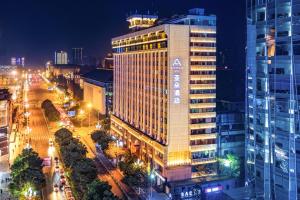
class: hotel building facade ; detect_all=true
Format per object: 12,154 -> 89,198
111,8 -> 217,194
246,0 -> 300,199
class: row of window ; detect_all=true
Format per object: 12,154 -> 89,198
190,71 -> 216,75
191,61 -> 216,65
190,80 -> 215,84
190,108 -> 215,113
190,139 -> 216,146
190,52 -> 216,56
191,128 -> 216,135
190,99 -> 215,104
190,33 -> 216,38
113,41 -> 168,53
190,42 -> 216,47
191,118 -> 216,124
190,89 -> 216,94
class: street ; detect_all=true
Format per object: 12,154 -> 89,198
26,77 -> 65,200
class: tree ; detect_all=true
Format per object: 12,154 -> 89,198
118,151 -> 147,188
218,154 -> 240,177
41,99 -> 60,121
9,148 -> 45,198
60,138 -> 87,167
41,99 -> 52,109
71,158 -> 97,194
101,117 -> 111,132
54,128 -> 73,145
84,180 -> 119,200
91,130 -> 113,152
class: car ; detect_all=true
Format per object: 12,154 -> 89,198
60,175 -> 66,182
54,157 -> 59,164
65,191 -> 72,198
55,165 -> 59,172
64,185 -> 71,191
49,139 -> 54,147
75,135 -> 81,139
53,184 -> 59,192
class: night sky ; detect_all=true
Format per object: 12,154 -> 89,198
0,0 -> 245,99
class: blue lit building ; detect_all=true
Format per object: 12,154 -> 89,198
217,100 -> 245,164
246,0 -> 300,199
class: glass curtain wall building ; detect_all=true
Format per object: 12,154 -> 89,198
246,0 -> 300,199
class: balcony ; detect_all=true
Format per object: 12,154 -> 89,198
190,103 -> 216,109
191,46 -> 216,52
192,171 -> 217,178
190,123 -> 216,130
190,133 -> 217,140
190,75 -> 216,81
190,84 -> 216,90
190,144 -> 217,152
190,94 -> 216,100
190,37 -> 216,43
190,112 -> 216,119
192,157 -> 217,165
191,56 -> 216,62
190,65 -> 216,71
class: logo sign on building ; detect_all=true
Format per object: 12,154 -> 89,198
172,58 -> 182,104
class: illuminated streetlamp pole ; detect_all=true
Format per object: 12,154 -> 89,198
87,103 -> 92,128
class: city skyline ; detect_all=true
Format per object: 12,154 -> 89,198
0,0 -> 245,69
0,1 -> 280,200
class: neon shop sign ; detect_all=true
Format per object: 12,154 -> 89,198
172,58 -> 182,104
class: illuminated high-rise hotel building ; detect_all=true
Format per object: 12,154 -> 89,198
246,0 -> 300,199
111,8 -> 217,190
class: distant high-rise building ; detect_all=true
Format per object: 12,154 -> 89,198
55,51 -> 68,65
111,8 -> 223,198
11,57 -> 25,67
246,0 -> 300,199
101,53 -> 113,69
72,48 -> 83,65
11,57 -> 16,66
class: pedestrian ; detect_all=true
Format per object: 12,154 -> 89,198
1,188 -> 2,194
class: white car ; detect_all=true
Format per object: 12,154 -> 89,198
49,139 -> 54,147
53,184 -> 59,192
55,165 -> 60,172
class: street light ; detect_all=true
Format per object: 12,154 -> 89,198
87,103 -> 92,128
79,109 -> 85,127
149,173 -> 155,199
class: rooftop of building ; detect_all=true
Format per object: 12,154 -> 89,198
81,68 -> 113,83
112,8 -> 216,41
0,89 -> 11,100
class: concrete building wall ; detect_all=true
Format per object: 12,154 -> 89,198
83,81 -> 106,115
166,25 -> 191,180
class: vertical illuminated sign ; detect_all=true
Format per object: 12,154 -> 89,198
172,59 -> 182,104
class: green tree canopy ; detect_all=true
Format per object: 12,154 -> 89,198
9,148 -> 45,198
118,151 -> 147,188
91,130 -> 113,151
71,158 -> 97,193
54,128 -> 73,145
218,154 -> 240,177
84,179 -> 119,200
41,99 -> 60,121
60,138 -> 87,167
